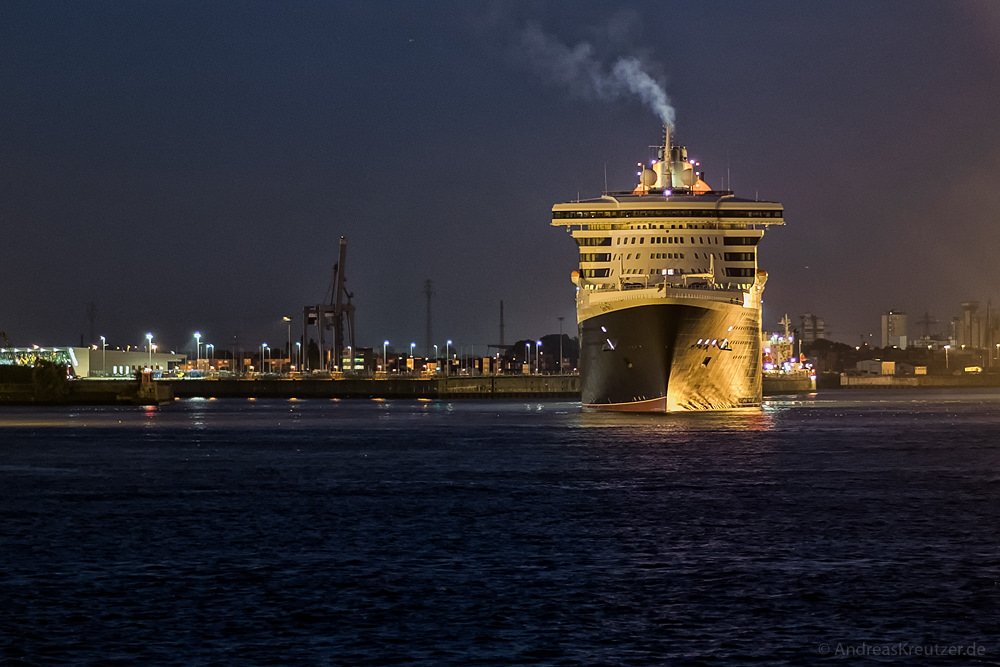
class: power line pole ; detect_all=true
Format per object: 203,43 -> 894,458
500,300 -> 505,350
557,316 -> 564,373
85,302 -> 97,345
424,279 -> 433,357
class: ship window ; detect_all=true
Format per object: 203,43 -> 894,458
725,268 -> 756,277
724,252 -> 755,262
636,253 -> 642,259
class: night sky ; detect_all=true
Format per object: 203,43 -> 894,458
3,1 -> 999,355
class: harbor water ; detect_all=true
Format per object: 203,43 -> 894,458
1,391 -> 998,665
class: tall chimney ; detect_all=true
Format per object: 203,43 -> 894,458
662,124 -> 672,189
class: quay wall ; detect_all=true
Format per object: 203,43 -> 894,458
840,374 -> 1000,388
162,375 -> 581,400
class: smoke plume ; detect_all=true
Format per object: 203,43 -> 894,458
516,24 -> 676,128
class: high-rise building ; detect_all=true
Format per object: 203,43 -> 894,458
881,310 -> 908,349
799,313 -> 826,345
957,301 -> 984,349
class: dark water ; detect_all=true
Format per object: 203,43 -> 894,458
1,391 -> 998,665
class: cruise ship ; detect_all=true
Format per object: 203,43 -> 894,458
551,126 -> 784,411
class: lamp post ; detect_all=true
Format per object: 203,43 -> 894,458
383,340 -> 390,374
944,344 -> 951,371
262,343 -> 269,374
206,344 -> 214,370
146,333 -> 153,368
100,335 -> 106,376
525,342 -> 530,374
282,316 -> 292,375
536,340 -> 542,374
446,339 -> 452,377
434,344 -> 439,372
295,341 -> 301,371
410,342 -> 415,360
194,331 -> 201,370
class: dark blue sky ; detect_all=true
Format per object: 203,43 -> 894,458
2,1 -> 999,354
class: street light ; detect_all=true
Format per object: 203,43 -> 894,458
283,316 -> 292,375
262,343 -> 269,374
194,331 -> 201,370
525,342 -> 530,374
944,344 -> 951,370
295,341 -> 301,371
433,344 -> 439,371
536,339 -> 542,374
100,335 -> 106,376
206,343 -> 214,369
410,342 -> 415,358
446,339 -> 452,376
146,333 -> 153,368
383,340 -> 390,373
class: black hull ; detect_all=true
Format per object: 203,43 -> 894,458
580,301 -> 762,412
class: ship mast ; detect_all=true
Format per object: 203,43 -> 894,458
663,125 -> 672,186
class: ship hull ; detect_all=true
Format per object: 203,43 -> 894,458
580,300 -> 762,412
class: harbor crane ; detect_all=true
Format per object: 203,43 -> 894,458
304,236 -> 356,371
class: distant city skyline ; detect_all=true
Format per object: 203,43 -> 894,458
3,2 -> 999,350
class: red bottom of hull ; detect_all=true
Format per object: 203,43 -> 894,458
582,396 -> 667,412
